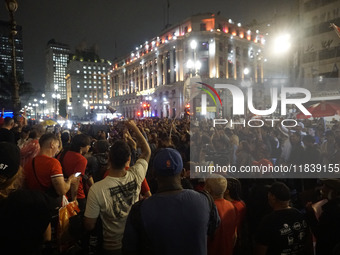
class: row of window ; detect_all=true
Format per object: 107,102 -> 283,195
83,65 -> 107,70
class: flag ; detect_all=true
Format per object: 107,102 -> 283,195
330,23 -> 340,38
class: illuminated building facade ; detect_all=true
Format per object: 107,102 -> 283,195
299,0 -> 340,102
65,47 -> 111,120
45,39 -> 70,112
110,13 -> 265,118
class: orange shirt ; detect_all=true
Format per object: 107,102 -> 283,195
208,198 -> 237,255
231,200 -> 246,232
24,155 -> 63,191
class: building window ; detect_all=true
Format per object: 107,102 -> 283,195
236,47 -> 241,57
219,57 -> 223,66
200,23 -> 207,31
199,41 -> 209,51
219,42 -> 223,51
228,44 -> 233,53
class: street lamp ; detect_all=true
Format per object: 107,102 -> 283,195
52,93 -> 60,118
33,98 -> 37,119
273,34 -> 291,55
190,40 -> 199,76
5,0 -> 20,120
40,98 -> 47,119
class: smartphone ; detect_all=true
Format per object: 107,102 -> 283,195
75,172 -> 81,177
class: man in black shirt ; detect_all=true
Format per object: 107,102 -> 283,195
0,117 -> 15,144
255,182 -> 312,255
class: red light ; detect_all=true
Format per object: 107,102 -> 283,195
137,112 -> 141,116
143,104 -> 147,107
90,106 -> 94,109
186,103 -> 190,108
147,104 -> 150,107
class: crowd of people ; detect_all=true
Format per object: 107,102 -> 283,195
0,113 -> 340,255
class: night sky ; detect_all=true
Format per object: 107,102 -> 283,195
0,0 -> 295,90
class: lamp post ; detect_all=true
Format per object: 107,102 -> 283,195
40,94 -> 47,119
190,40 -> 201,76
33,98 -> 38,119
5,0 -> 20,121
52,93 -> 60,119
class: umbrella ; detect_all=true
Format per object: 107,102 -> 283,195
41,119 -> 58,126
296,101 -> 340,119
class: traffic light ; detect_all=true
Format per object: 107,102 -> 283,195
147,104 -> 150,111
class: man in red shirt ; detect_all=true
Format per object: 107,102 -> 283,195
205,174 -> 237,255
24,133 -> 78,207
59,134 -> 92,211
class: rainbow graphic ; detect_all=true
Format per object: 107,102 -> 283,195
196,82 -> 223,107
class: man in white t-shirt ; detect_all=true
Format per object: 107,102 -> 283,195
84,120 -> 151,254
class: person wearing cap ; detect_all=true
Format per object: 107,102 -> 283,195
122,148 -> 220,255
255,182 -> 311,255
0,142 -> 22,198
0,142 -> 51,254
84,120 -> 151,254
306,179 -> 340,255
205,175 -> 237,255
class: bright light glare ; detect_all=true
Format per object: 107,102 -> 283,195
273,34 -> 291,54
186,59 -> 193,69
243,68 -> 250,75
195,60 -> 201,70
190,40 -> 197,50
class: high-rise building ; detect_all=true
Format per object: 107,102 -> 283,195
110,13 -> 265,118
0,20 -> 24,106
45,39 -> 70,113
65,46 -> 111,120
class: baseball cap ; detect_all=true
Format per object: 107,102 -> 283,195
153,148 -> 183,176
268,182 -> 291,201
0,142 -> 20,179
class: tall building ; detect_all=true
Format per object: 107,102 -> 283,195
110,13 -> 265,118
45,39 -> 70,113
298,0 -> 340,102
0,20 -> 24,106
65,45 -> 111,120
